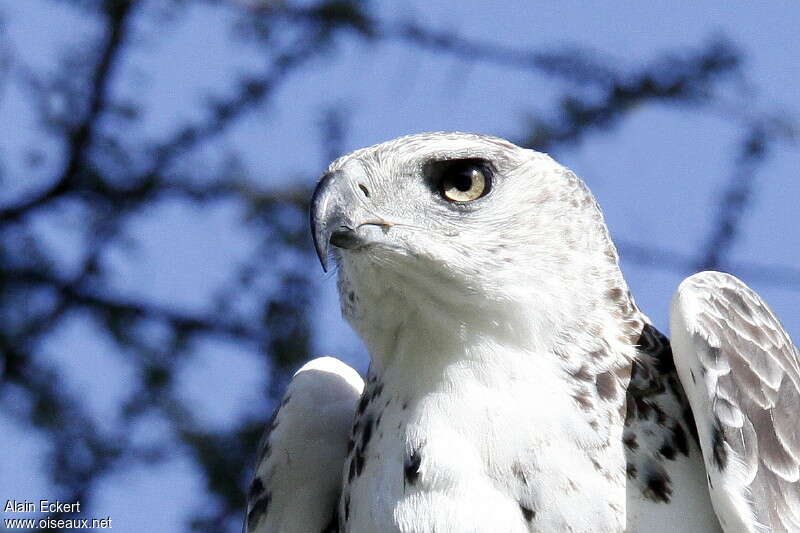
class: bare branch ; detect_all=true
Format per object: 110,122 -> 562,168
0,1 -> 135,222
387,21 -> 616,85
618,239 -> 800,290
4,267 -> 268,344
695,126 -> 770,271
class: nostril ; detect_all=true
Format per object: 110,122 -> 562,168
330,227 -> 362,250
358,184 -> 370,197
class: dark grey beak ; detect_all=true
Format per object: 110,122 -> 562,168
310,170 -> 360,272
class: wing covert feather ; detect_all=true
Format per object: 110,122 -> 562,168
670,271 -> 800,533
245,357 -> 364,533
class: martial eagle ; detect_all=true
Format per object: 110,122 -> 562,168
245,132 -> 799,533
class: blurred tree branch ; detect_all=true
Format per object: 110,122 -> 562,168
696,123 -> 794,272
0,1 -> 134,223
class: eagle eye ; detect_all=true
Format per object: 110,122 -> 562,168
435,159 -> 492,203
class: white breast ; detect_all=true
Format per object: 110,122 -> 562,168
341,348 -> 629,533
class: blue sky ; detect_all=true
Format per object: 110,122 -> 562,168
1,1 -> 798,531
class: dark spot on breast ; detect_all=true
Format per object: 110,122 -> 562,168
629,396 -> 653,420
519,504 -> 535,522
569,364 -> 593,382
361,417 -> 374,450
512,462 -> 529,485
672,423 -> 689,456
711,421 -> 728,470
247,492 -> 272,531
626,463 -> 638,479
572,389 -> 594,411
659,443 -> 676,460
357,394 -> 369,414
348,291 -> 355,303
370,382 -> 384,400
596,371 -> 618,401
643,471 -> 672,503
248,477 -> 265,500
355,452 -> 365,476
690,369 -> 696,384
344,493 -> 351,521
402,400 -> 408,410
606,287 -> 624,303
404,449 -> 422,486
623,433 -> 638,450
349,414 -> 373,480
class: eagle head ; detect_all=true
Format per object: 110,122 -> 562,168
310,132 -> 626,357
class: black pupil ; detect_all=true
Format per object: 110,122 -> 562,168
452,169 -> 475,192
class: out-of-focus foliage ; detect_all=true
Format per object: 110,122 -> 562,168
0,0 -> 796,531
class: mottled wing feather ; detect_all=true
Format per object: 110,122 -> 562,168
245,357 -> 364,533
670,271 -> 800,533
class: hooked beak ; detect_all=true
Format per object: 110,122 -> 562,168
310,170 -> 394,272
310,170 -> 346,272
308,170 -> 370,272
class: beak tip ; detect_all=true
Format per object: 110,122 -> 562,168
310,169 -> 347,274
312,233 -> 330,273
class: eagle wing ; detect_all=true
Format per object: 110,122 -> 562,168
245,357 -> 363,533
670,271 -> 800,532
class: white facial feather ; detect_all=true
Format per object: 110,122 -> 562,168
326,132 -> 636,367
